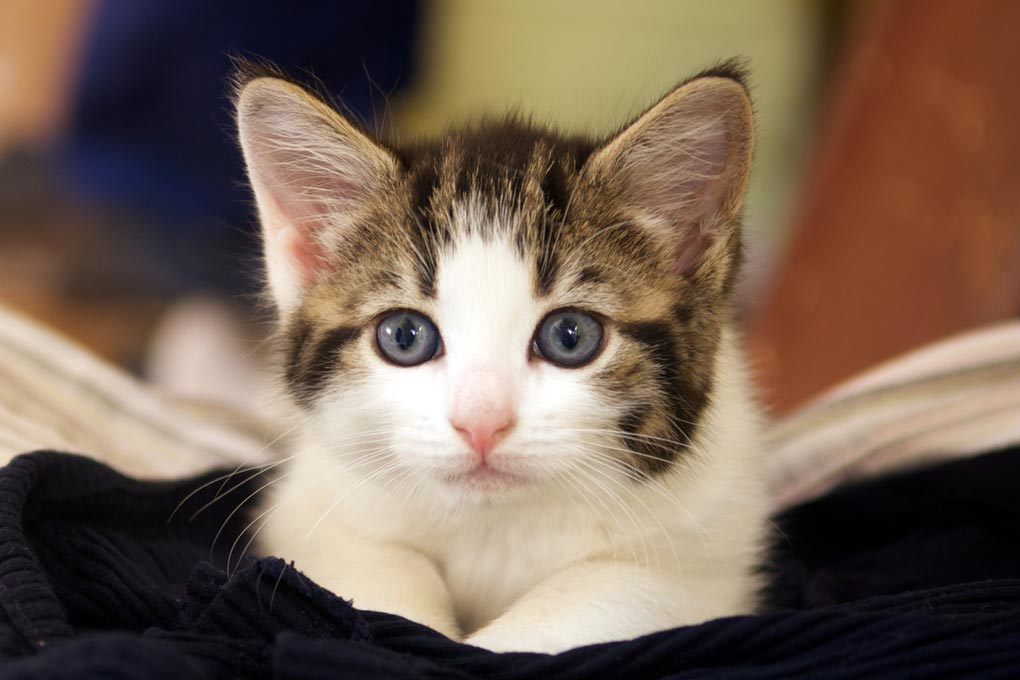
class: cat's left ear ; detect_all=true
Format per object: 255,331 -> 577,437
236,76 -> 398,311
586,70 -> 754,277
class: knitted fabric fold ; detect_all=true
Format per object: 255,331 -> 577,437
0,448 -> 1018,678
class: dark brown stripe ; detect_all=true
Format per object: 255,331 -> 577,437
287,325 -> 361,406
533,223 -> 560,296
532,158 -> 584,295
284,319 -> 314,394
406,164 -> 444,297
618,321 -> 680,385
577,266 -> 605,286
618,406 -> 647,439
539,159 -> 574,215
672,303 -> 693,325
617,405 -> 666,478
618,320 -> 709,474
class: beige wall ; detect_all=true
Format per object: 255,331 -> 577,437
398,0 -> 825,252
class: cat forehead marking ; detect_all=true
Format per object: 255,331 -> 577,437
435,231 -> 537,363
397,127 -> 595,298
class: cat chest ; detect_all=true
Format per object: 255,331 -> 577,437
435,517 -> 606,630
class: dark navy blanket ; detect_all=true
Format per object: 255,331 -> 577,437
1,448 -> 1019,679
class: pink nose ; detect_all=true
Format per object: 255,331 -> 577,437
450,411 -> 515,459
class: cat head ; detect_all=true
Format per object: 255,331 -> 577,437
236,63 -> 754,506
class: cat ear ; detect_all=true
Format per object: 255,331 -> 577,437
586,72 -> 754,276
236,77 -> 397,311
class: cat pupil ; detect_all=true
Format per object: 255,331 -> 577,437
394,318 -> 417,351
556,319 -> 580,351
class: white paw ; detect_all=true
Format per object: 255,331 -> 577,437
465,628 -> 582,654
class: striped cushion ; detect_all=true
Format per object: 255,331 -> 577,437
0,306 -> 277,478
769,322 -> 1020,509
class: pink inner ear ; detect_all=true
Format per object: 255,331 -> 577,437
621,116 -> 733,278
257,163 -> 357,288
279,225 -> 329,286
671,226 -> 711,276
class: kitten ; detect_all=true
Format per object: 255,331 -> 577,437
236,62 -> 768,654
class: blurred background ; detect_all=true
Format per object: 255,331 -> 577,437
1,0 -> 1017,417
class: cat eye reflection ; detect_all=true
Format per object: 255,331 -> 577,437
376,311 -> 442,366
533,309 -> 603,367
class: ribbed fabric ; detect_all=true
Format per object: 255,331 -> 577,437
0,448 -> 1018,678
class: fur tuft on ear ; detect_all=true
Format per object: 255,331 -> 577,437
235,75 -> 396,311
586,70 -> 754,277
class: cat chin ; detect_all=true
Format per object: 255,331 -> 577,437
426,465 -> 542,506
441,464 -> 530,488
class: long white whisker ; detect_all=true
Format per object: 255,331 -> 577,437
581,448 -> 721,559
210,470 -> 299,561
210,420 -> 303,495
301,459 -> 406,543
567,453 -> 658,572
227,476 -> 323,576
549,471 -> 617,561
168,457 -> 293,523
576,452 -> 683,572
188,459 -> 295,522
574,437 -> 678,467
562,462 -> 648,571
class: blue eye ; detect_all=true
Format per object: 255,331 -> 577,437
533,309 -> 603,367
376,310 -> 442,366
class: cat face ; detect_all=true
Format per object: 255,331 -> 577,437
236,65 -> 753,505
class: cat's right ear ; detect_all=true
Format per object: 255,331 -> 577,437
584,70 -> 754,281
236,77 -> 397,311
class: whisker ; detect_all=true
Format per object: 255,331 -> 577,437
301,459 -> 407,543
567,452 -> 658,571
552,470 -> 623,564
189,459 -> 294,522
211,421 -> 303,496
560,427 -> 693,450
573,437 -> 678,467
210,469 -> 298,561
562,462 -> 648,571
168,457 -> 293,524
576,452 -> 683,572
226,476 -> 323,576
581,449 -> 722,559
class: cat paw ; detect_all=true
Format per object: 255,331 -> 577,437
464,628 -> 579,654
